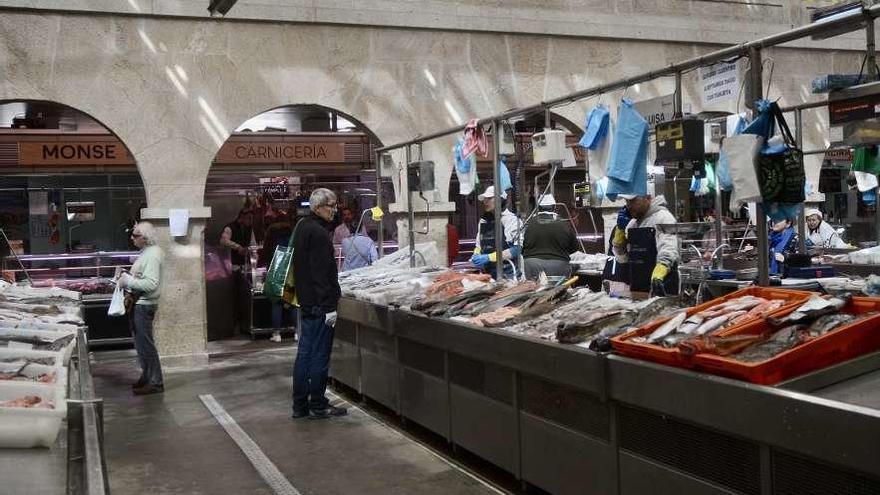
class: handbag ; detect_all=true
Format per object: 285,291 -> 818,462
756,103 -> 806,204
723,133 -> 764,207
264,221 -> 301,301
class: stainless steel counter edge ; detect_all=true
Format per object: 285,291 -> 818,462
338,297 -> 606,397
606,354 -> 880,478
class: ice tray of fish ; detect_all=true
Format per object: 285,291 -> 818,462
692,296 -> 880,384
0,381 -> 67,448
0,328 -> 76,365
611,288 -> 812,369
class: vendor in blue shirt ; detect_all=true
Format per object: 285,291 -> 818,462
470,186 -> 523,278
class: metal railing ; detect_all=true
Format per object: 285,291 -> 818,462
68,327 -> 110,495
374,3 -> 880,286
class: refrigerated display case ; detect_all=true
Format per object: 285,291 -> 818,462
1,251 -> 137,344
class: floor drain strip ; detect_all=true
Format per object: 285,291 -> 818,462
199,394 -> 302,495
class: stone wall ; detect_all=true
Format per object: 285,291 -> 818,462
0,7 -> 867,361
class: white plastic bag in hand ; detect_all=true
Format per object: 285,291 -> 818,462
324,311 -> 338,328
108,284 -> 126,317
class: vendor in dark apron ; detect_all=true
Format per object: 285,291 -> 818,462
603,195 -> 680,296
470,186 -> 522,279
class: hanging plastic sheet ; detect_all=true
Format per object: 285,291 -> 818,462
499,157 -> 513,192
578,105 -> 610,150
854,170 -> 879,192
454,137 -> 477,195
716,114 -> 748,191
605,99 -> 649,200
462,119 -> 488,158
852,146 -> 880,175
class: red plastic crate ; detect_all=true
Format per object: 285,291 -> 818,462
694,296 -> 880,385
610,287 -> 812,369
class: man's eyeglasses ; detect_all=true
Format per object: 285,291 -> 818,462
131,233 -> 143,239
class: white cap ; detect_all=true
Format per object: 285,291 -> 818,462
478,186 -> 507,200
805,208 -> 822,219
538,194 -> 556,207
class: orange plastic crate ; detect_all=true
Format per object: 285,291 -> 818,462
610,287 -> 813,369
693,296 -> 880,385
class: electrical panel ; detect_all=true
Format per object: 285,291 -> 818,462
531,129 -> 567,164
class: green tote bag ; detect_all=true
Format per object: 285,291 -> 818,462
263,222 -> 301,301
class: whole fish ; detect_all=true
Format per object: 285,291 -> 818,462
679,333 -> 768,356
693,311 -> 748,336
730,300 -> 785,326
646,311 -> 687,344
679,315 -> 705,335
661,333 -> 692,348
806,313 -> 857,338
557,310 -> 635,344
767,295 -> 851,328
632,297 -> 686,327
696,296 -> 766,318
733,324 -> 808,363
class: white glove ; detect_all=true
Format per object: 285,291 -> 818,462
117,272 -> 133,289
774,253 -> 785,263
324,311 -> 338,328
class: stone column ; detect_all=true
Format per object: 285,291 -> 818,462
141,207 -> 212,368
389,197 -> 456,267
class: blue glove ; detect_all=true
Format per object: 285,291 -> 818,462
470,253 -> 490,267
617,207 -> 631,230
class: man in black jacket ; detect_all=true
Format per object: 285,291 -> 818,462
291,188 -> 346,419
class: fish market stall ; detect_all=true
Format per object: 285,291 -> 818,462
333,263 -> 880,495
3,251 -> 138,346
0,282 -> 109,494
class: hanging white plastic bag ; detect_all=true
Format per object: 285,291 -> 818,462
723,134 -> 765,207
108,284 -> 125,317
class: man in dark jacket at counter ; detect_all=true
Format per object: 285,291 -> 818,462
291,188 -> 347,420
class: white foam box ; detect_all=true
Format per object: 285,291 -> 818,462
0,381 -> 67,448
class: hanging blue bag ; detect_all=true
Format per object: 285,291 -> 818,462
578,105 -> 609,150
605,99 -> 649,200
607,99 -> 648,183
499,157 -> 513,192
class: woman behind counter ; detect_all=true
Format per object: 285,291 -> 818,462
805,208 -> 848,249
768,218 -> 798,275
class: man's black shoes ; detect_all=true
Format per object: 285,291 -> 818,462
307,405 -> 348,420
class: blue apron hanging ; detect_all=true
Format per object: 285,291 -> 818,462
605,99 -> 649,200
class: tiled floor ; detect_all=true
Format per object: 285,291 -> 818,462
93,345 -> 497,495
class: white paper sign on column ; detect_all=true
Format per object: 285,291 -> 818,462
169,209 -> 189,237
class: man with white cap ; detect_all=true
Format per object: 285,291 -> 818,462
611,194 -> 679,296
805,208 -> 847,249
471,185 -> 523,278
522,193 -> 580,280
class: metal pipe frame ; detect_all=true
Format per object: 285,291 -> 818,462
794,109 -> 807,253
406,145 -> 415,268
375,150 -> 384,259
749,46 -> 770,287
375,4 -> 880,155
492,121 -> 504,280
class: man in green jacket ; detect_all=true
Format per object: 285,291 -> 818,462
118,221 -> 165,395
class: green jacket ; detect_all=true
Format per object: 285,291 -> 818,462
128,245 -> 163,305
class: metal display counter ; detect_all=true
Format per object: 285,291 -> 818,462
0,328 -> 109,494
334,297 -> 880,495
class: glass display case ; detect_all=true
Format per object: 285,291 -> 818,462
1,251 -> 137,300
